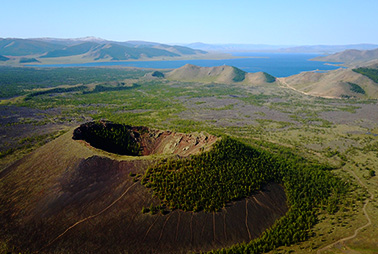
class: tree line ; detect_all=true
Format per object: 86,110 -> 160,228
353,67 -> 378,83
72,121 -> 142,156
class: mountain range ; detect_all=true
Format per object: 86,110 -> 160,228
182,43 -> 378,54
2,36 -> 378,62
0,37 -> 207,62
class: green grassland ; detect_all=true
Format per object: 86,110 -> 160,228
0,67 -> 377,253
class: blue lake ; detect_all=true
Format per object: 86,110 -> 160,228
30,53 -> 342,77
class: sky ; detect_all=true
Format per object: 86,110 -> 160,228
1,0 -> 378,45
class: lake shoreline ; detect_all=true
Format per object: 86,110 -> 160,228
26,53 -> 342,78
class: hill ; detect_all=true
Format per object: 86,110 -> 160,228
19,57 -> 40,63
312,48 -> 378,66
40,42 -> 205,60
34,36 -> 109,46
280,68 -> 378,99
40,42 -> 100,58
166,64 -> 276,85
166,64 -> 245,83
0,38 -> 64,56
0,38 -> 208,62
0,55 -> 9,61
353,66 -> 378,83
245,71 -> 276,84
90,43 -> 180,60
152,44 -> 207,55
0,122 -> 290,253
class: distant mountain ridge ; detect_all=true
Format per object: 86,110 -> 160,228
0,37 -> 207,61
91,44 -> 180,60
0,38 -> 64,56
33,36 -> 108,45
2,37 -> 378,62
38,42 -> 183,60
277,44 -> 378,54
40,42 -> 100,58
312,48 -> 378,66
184,43 -> 287,52
183,43 -> 378,54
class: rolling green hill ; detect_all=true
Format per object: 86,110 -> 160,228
40,42 -> 100,58
153,44 -> 207,55
0,38 -> 64,56
91,43 -> 180,60
40,42 -> 187,60
0,38 -> 208,62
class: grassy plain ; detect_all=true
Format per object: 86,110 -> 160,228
0,66 -> 377,253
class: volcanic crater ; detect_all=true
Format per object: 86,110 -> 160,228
0,121 -> 288,254
72,120 -> 218,157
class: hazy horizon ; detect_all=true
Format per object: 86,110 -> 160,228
1,0 -> 378,45
3,36 -> 378,47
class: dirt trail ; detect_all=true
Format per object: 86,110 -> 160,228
38,182 -> 138,252
277,77 -> 310,96
317,170 -> 374,253
245,199 -> 252,240
277,78 -> 339,99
